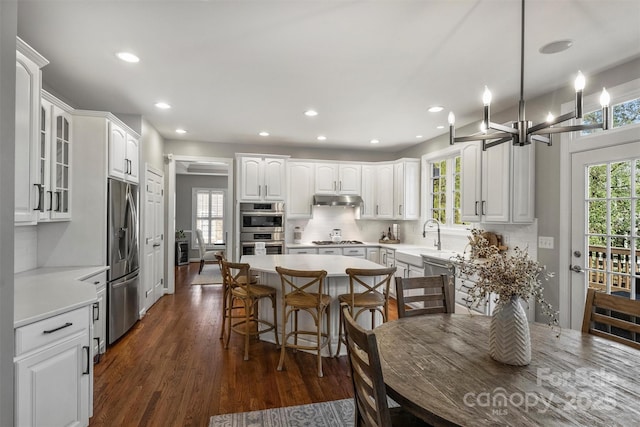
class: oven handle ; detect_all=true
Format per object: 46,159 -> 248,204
240,212 -> 285,216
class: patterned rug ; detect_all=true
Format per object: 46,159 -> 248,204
190,265 -> 223,285
209,398 -> 355,427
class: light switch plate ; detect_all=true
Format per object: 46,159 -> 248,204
538,236 -> 554,249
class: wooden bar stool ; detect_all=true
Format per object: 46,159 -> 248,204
221,260 -> 278,361
216,252 -> 258,341
335,267 -> 396,357
275,266 -> 331,377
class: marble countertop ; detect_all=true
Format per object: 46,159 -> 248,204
241,254 -> 384,277
14,266 -> 108,328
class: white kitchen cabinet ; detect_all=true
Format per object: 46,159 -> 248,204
15,306 -> 92,427
375,163 -> 395,219
15,38 -> 49,224
288,247 -> 318,254
314,162 -> 361,195
237,155 -> 287,202
83,271 -> 107,359
460,142 -> 534,223
360,164 -> 377,218
342,247 -> 366,258
38,92 -> 73,222
380,248 -> 395,268
287,161 -> 315,218
108,121 -> 139,184
366,247 -> 379,264
318,247 -> 342,255
393,159 -> 420,220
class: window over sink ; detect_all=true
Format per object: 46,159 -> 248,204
427,152 -> 466,227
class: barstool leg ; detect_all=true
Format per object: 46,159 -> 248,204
277,308 -> 288,371
243,298 -> 251,361
316,308 -> 323,378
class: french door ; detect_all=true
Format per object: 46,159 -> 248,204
570,141 -> 640,327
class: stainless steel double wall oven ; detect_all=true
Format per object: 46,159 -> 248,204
239,202 -> 285,255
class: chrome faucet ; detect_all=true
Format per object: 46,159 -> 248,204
422,218 -> 441,251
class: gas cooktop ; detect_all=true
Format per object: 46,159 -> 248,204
312,240 -> 364,245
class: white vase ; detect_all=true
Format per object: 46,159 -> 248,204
489,295 -> 531,366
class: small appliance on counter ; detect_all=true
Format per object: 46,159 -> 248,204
329,228 -> 342,242
293,226 -> 303,244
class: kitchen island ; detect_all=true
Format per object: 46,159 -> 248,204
241,254 -> 386,356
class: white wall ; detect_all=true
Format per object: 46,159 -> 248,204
1,1 -> 17,424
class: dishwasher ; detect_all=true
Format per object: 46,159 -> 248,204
422,255 -> 456,313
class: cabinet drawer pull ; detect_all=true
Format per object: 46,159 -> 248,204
83,346 -> 90,374
55,191 -> 62,212
93,302 -> 99,321
43,322 -> 73,334
482,201 -> 486,215
33,184 -> 43,211
475,201 -> 478,216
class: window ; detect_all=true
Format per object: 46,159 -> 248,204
193,188 -> 225,246
427,154 -> 464,226
582,96 -> 640,135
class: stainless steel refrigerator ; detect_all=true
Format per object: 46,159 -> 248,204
107,178 -> 140,344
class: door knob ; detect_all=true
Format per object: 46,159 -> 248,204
569,265 -> 584,273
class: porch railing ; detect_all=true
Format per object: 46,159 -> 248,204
588,245 -> 640,294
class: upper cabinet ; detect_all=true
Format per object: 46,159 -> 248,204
237,155 -> 288,202
287,161 -> 315,218
15,38 -> 49,224
393,159 -> 420,220
314,163 -> 361,195
460,142 -> 534,223
108,122 -> 139,184
375,163 -> 395,219
38,92 -> 73,221
360,164 -> 377,218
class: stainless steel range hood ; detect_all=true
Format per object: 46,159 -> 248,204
313,194 -> 363,207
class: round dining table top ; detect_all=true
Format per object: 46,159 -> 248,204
373,313 -> 640,427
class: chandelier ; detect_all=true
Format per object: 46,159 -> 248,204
448,0 -> 611,150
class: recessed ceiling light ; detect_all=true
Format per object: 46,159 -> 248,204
539,39 -> 573,54
304,109 -> 318,117
155,102 -> 171,109
317,135 -> 327,141
436,125 -> 445,129
259,131 -> 270,137
116,52 -> 140,63
370,139 -> 379,144
428,106 -> 444,113
416,135 -> 423,139
175,128 -> 187,134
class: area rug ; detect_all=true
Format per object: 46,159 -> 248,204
209,398 -> 355,427
190,265 -> 223,285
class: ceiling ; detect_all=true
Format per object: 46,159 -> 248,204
17,0 -> 640,152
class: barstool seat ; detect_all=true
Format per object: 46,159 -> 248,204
275,266 -> 331,378
335,267 -> 397,357
221,260 -> 279,361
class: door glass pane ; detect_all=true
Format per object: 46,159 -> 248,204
612,97 -> 640,128
611,199 -> 631,237
57,139 -> 63,163
63,118 -> 69,140
588,164 -> 606,198
636,160 -> 640,197
587,200 -> 606,234
63,141 -> 69,164
610,161 -> 631,197
56,116 -> 62,138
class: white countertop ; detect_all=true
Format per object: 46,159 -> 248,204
241,254 -> 384,277
286,242 -> 460,263
14,266 -> 108,328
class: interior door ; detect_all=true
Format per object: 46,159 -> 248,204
570,140 -> 640,328
143,168 -> 164,309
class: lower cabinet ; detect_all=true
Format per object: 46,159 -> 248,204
15,306 -> 92,427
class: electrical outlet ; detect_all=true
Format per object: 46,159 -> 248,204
502,234 -> 510,245
538,236 -> 554,249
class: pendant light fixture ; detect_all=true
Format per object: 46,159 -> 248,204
448,0 -> 611,150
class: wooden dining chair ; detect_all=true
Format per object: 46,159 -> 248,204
341,304 -> 430,427
395,275 -> 452,318
335,267 -> 397,356
275,266 -> 331,377
581,288 -> 640,350
221,260 -> 279,361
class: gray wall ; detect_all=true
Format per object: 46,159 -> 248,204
1,1 -> 17,424
141,118 -> 165,172
176,174 -> 228,259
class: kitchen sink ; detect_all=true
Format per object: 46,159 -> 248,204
395,248 -> 458,266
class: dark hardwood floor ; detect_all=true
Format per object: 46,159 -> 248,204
91,262 -> 398,426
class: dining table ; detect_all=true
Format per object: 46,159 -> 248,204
241,254 -> 387,356
374,313 -> 640,426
